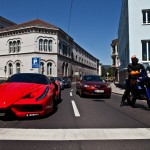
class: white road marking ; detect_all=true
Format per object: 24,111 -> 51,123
71,100 -> 80,117
70,92 -> 72,96
71,89 -> 73,91
0,128 -> 150,141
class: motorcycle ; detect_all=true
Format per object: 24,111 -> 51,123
120,71 -> 150,108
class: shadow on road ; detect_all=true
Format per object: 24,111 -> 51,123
0,98 -> 63,121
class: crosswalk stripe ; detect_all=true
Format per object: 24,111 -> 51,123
0,128 -> 150,141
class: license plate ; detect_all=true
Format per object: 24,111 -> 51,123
0,113 -> 6,117
94,90 -> 104,93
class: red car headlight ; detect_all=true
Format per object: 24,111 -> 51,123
36,86 -> 49,101
83,84 -> 90,88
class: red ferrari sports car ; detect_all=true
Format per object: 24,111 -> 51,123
76,74 -> 111,98
0,73 -> 61,118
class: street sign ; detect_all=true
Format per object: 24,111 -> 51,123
32,57 -> 40,68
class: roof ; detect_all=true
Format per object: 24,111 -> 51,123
0,16 -> 16,25
0,19 -> 59,31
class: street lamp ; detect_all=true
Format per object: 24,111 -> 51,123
106,72 -> 109,81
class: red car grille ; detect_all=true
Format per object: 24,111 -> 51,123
0,109 -> 8,113
14,105 -> 43,112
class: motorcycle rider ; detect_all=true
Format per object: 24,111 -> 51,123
120,55 -> 147,106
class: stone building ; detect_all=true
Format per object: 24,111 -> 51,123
111,39 -> 119,82
0,18 -> 99,80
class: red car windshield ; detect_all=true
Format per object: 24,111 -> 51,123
6,73 -> 49,85
83,75 -> 103,82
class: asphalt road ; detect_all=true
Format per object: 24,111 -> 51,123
0,84 -> 150,150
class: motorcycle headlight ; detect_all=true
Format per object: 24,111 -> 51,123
36,86 -> 49,101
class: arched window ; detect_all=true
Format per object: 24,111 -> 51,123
44,39 -> 48,51
76,55 -> 77,60
17,40 -> 21,52
16,62 -> 21,73
65,63 -> 68,76
8,63 -> 13,76
9,41 -> 13,53
13,41 -> 16,52
8,40 -> 21,53
48,40 -> 52,52
40,62 -> 44,74
39,39 -> 43,51
47,62 -> 52,75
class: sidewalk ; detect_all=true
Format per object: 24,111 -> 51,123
110,82 -> 125,95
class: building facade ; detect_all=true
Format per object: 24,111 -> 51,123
118,0 -> 150,82
111,39 -> 119,82
0,18 -> 99,80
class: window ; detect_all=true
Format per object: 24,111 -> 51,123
16,62 -> 21,73
47,63 -> 52,75
9,42 -> 13,53
17,40 -> 21,52
48,40 -> 52,52
149,41 -> 150,61
62,44 -> 67,56
39,39 -> 53,52
8,63 -> 13,76
68,47 -> 71,57
44,40 -> 47,51
9,40 -> 21,53
39,39 -> 43,51
58,41 -> 62,53
142,40 -> 150,61
76,55 -> 77,60
142,10 -> 150,24
40,62 -> 44,74
13,41 -> 16,52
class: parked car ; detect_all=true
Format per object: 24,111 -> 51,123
76,74 -> 111,98
53,77 -> 64,90
0,73 -> 61,118
62,77 -> 71,88
49,77 -> 61,100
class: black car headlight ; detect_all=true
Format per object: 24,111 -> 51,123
36,86 -> 49,101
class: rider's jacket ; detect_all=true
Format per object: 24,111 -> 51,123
128,63 -> 147,78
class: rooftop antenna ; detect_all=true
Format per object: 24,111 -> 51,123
37,9 -> 39,19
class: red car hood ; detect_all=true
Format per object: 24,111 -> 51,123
0,82 -> 46,109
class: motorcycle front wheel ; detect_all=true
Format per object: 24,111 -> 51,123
127,92 -> 136,106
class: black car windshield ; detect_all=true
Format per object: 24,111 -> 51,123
83,75 -> 103,82
6,73 -> 49,84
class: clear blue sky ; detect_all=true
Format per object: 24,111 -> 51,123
0,0 -> 122,65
